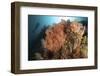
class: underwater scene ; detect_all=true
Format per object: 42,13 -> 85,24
28,15 -> 88,60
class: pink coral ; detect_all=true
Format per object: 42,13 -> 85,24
44,23 -> 66,52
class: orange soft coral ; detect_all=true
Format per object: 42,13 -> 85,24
44,23 -> 66,52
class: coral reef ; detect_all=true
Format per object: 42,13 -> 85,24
32,19 -> 88,60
